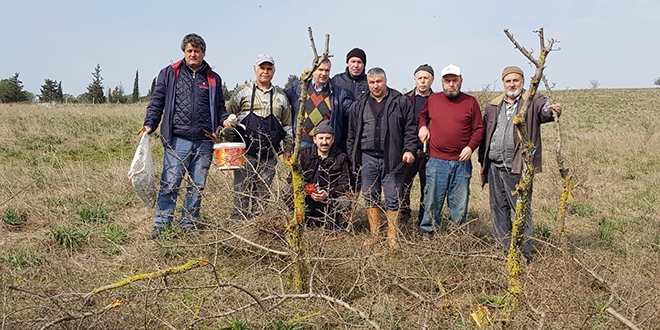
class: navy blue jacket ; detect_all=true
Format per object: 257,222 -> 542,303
347,88 -> 418,174
331,68 -> 368,100
284,79 -> 354,151
144,59 -> 228,145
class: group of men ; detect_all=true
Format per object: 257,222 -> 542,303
142,33 -> 562,258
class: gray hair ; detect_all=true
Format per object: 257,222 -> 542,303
181,33 -> 206,53
367,67 -> 387,80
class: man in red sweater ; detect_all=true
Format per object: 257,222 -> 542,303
417,64 -> 483,234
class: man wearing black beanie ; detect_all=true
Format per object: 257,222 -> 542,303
331,47 -> 369,99
331,48 -> 369,192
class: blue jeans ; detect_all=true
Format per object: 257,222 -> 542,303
361,153 -> 403,211
419,158 -> 472,233
154,136 -> 213,229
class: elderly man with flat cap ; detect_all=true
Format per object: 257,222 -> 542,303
478,65 -> 562,260
401,64 -> 435,225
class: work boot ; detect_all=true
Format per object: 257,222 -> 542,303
363,207 -> 381,246
386,210 -> 401,250
149,227 -> 164,240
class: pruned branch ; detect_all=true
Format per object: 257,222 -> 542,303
40,299 -> 121,330
307,27 -> 319,64
221,228 -> 290,256
504,28 -> 538,66
86,257 -> 208,298
605,307 -> 642,330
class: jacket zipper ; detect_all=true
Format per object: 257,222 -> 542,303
191,70 -> 196,137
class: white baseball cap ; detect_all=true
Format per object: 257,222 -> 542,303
441,64 -> 461,77
255,54 -> 275,66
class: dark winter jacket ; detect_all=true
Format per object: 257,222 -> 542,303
300,144 -> 350,198
144,59 -> 228,145
331,68 -> 368,100
347,88 -> 418,174
284,79 -> 354,151
478,91 -> 557,184
404,88 -> 434,150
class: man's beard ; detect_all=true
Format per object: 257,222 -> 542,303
444,89 -> 460,98
443,83 -> 462,98
506,88 -> 522,98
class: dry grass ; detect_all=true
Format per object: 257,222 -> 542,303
1,89 -> 659,329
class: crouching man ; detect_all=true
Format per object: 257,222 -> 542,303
300,121 -> 351,229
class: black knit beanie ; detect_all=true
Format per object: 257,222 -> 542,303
346,48 -> 367,65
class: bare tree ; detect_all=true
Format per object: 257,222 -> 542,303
502,27 -> 557,316
589,79 -> 601,89
284,26 -> 333,292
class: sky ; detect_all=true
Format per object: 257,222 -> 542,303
2,0 -> 658,98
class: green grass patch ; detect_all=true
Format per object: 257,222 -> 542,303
18,135 -> 62,152
77,204 -> 109,222
271,319 -> 306,330
1,248 -> 42,269
534,223 -> 552,238
47,223 -> 91,249
597,218 -> 626,245
100,223 -> 130,245
572,202 -> 596,217
219,317 -> 250,330
2,208 -> 26,226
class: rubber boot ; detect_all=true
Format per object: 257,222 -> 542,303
386,210 -> 401,250
363,207 -> 381,246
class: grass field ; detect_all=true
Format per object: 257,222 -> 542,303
1,88 -> 659,329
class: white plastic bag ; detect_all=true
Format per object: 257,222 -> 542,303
128,132 -> 157,208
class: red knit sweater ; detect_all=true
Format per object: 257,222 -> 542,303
418,92 -> 483,160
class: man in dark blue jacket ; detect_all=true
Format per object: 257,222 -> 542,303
347,67 -> 418,250
331,48 -> 369,99
142,33 -> 231,238
284,58 -> 353,152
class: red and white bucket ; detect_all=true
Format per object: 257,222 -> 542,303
213,129 -> 246,170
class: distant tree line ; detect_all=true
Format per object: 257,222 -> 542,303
0,67 -> 300,104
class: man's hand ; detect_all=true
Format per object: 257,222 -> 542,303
549,102 -> 562,116
402,151 -> 415,164
137,126 -> 152,135
311,189 -> 328,202
222,118 -> 236,130
418,126 -> 430,144
458,146 -> 473,162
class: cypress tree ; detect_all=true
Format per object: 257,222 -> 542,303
132,69 -> 139,103
86,64 -> 106,104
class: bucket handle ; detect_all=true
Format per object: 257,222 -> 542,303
219,127 -> 246,144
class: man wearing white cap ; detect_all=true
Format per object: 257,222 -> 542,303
478,65 -> 562,260
226,54 -> 292,220
418,64 -> 483,234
